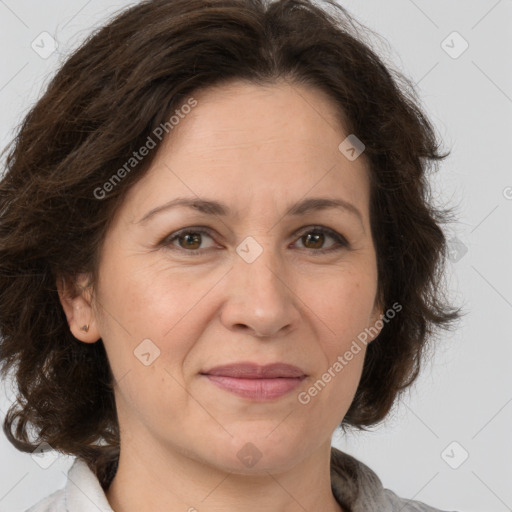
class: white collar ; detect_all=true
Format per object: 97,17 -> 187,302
64,458 -> 113,511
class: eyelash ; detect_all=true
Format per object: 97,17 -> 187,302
160,225 -> 349,256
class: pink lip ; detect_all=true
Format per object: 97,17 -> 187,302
200,362 -> 307,401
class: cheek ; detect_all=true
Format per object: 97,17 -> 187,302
302,267 -> 377,341
296,346 -> 366,436
98,249 -> 206,338
95,258 -> 199,426
290,271 -> 374,413
95,253 -> 227,392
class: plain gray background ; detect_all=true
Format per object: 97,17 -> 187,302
0,1 -> 511,511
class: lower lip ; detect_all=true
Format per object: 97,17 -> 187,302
203,375 -> 304,400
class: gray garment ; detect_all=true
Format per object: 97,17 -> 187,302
330,446 -> 458,512
26,447 -> 458,511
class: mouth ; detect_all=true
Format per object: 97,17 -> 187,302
200,362 -> 307,401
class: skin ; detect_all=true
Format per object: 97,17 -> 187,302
58,79 -> 383,512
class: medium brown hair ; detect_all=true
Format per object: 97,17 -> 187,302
0,0 -> 462,487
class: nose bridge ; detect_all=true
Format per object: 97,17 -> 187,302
220,233 -> 299,337
240,235 -> 284,300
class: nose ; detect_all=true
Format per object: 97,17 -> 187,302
219,245 -> 301,339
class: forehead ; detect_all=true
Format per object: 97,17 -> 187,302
119,80 -> 372,226
167,79 -> 351,159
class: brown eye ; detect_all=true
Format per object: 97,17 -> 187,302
161,225 -> 349,257
301,231 -> 325,249
294,226 -> 349,254
164,228 -> 216,254
177,232 -> 202,250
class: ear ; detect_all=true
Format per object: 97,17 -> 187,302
56,273 -> 101,343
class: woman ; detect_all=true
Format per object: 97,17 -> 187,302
0,0 -> 462,511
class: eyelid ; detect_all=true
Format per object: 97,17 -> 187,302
160,224 -> 350,255
160,226 -> 218,251
291,225 -> 349,252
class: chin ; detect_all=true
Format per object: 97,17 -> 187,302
201,431 -> 309,475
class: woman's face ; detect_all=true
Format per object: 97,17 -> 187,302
76,80 -> 383,473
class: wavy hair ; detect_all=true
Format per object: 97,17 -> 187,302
0,0 -> 462,488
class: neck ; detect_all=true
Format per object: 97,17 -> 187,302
105,436 -> 345,512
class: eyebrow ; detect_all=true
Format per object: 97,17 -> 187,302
136,196 -> 364,227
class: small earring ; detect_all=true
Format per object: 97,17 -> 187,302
80,324 -> 89,332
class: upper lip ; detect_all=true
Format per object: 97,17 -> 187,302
201,362 -> 307,379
